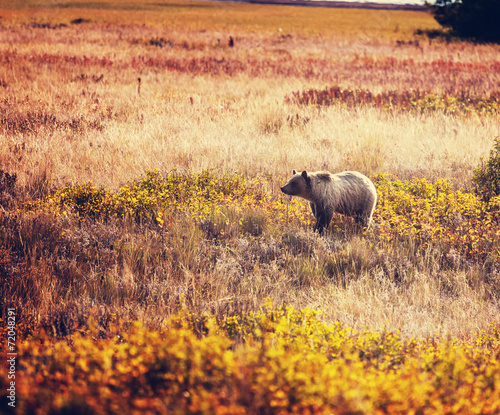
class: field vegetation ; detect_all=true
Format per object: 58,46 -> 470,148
1,0 -> 500,412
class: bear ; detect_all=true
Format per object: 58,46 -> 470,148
280,170 -> 377,234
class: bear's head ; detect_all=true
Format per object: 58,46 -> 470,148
280,170 -> 310,198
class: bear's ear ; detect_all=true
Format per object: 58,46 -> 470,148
293,169 -> 297,175
301,170 -> 308,180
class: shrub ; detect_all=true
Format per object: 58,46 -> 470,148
287,85 -> 500,117
2,304 -> 500,414
23,170 -> 312,229
374,173 -> 500,264
472,137 -> 500,202
20,169 -> 500,266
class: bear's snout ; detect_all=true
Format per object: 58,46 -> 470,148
281,182 -> 299,196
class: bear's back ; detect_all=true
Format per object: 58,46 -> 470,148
319,171 -> 376,215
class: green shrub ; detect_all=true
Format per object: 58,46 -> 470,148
472,137 -> 500,202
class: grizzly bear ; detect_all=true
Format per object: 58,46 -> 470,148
280,170 -> 377,234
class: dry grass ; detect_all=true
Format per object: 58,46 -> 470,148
1,0 -> 500,340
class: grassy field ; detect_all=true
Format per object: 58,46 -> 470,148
1,0 -> 500,413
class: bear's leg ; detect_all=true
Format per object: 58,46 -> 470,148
314,205 -> 333,234
354,214 -> 364,225
310,202 -> 324,233
354,212 -> 371,229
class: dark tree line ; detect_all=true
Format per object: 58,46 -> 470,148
427,0 -> 500,43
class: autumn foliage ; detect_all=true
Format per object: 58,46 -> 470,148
1,303 -> 500,414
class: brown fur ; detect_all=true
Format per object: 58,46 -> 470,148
280,170 -> 377,233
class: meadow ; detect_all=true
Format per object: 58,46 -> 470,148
1,0 -> 500,412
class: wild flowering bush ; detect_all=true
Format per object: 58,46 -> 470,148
24,169 -> 313,229
374,174 -> 500,264
473,137 -> 500,202
288,85 -> 500,117
23,169 -> 500,266
1,302 -> 499,414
